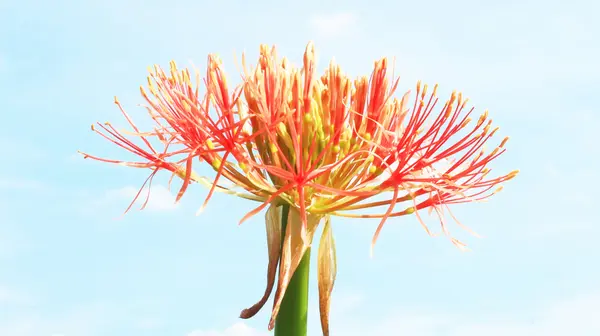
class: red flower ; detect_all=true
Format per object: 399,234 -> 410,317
80,42 -> 518,335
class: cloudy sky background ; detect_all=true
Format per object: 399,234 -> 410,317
1,0 -> 599,335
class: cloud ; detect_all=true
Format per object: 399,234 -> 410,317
0,224 -> 28,259
0,178 -> 44,190
109,184 -> 179,212
0,302 -> 117,336
0,286 -> 32,306
0,138 -> 45,162
186,322 -> 268,336
334,292 -> 600,336
184,291 -> 599,336
309,12 -> 357,38
1,292 -> 596,336
133,317 -> 164,330
86,184 -> 180,214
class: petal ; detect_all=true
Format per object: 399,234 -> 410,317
317,217 -> 337,336
268,207 -> 321,330
239,203 -> 282,319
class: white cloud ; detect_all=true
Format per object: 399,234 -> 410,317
0,299 -> 171,336
0,292 -> 596,336
0,302 -> 117,336
309,12 -> 357,38
186,322 -> 268,336
334,292 -> 600,336
0,178 -> 44,190
0,286 -> 32,306
134,317 -> 164,330
372,6 -> 598,101
0,237 -> 15,259
103,184 -> 179,212
0,224 -> 27,259
183,292 -> 600,336
0,138 -> 45,162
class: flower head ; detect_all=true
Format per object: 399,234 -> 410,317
80,42 -> 518,335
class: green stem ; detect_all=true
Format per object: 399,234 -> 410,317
274,204 -> 311,336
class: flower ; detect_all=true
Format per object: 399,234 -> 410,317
79,42 -> 518,335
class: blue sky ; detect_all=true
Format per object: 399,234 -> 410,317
1,0 -> 599,335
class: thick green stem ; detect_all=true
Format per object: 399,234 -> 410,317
274,204 -> 311,336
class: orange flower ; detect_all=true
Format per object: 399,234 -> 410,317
80,42 -> 518,335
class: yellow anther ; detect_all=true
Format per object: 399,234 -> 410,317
277,122 -> 287,133
317,130 -> 325,141
341,139 -> 350,153
269,143 -> 278,153
182,101 -> 191,112
450,90 -> 457,101
477,115 -> 486,126
303,113 -> 313,123
146,76 -> 154,89
211,158 -> 222,170
206,139 -> 215,150
445,103 -> 453,118
175,168 -> 186,179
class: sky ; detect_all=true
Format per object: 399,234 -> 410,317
0,0 -> 599,335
